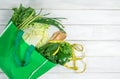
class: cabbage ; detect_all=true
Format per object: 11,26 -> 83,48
23,23 -> 49,47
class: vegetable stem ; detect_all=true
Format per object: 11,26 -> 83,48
52,46 -> 60,56
18,11 -> 35,28
21,15 -> 41,30
19,16 -> 34,29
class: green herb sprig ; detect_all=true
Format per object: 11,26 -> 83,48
11,4 -> 65,32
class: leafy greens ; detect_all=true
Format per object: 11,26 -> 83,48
11,4 -> 65,32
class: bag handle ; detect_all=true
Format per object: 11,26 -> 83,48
13,30 -> 34,67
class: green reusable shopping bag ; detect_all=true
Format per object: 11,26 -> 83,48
0,21 -> 56,79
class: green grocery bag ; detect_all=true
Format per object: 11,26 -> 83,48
0,21 -> 56,79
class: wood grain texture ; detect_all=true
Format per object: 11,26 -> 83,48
1,57 -> 120,73
0,0 -> 29,9
1,0 -> 120,9
0,73 -> 8,79
1,10 -> 120,25
39,73 -> 120,79
48,57 -> 120,73
29,0 -> 120,10
1,24 -> 120,40
0,0 -> 120,79
1,73 -> 120,79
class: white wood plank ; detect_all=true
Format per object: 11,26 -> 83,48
0,26 -> 5,34
0,0 -> 120,10
1,57 -> 120,73
0,73 -> 120,79
39,73 -> 120,79
0,26 -> 120,56
65,25 -> 120,40
1,10 -> 120,25
1,24 -> 120,40
48,57 -> 120,73
0,0 -> 29,9
0,73 -> 8,79
0,10 -> 12,25
69,41 -> 120,56
29,0 -> 120,10
44,10 -> 120,25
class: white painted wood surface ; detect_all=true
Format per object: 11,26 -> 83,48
0,0 -> 120,79
2,10 -> 120,25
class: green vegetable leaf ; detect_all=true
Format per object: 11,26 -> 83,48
12,4 -> 35,27
33,17 -> 66,32
36,42 -> 72,65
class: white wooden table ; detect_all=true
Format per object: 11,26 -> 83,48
0,0 -> 120,79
